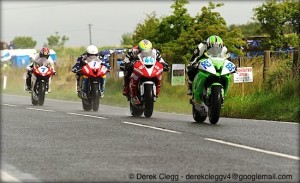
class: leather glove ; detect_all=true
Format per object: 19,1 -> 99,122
125,62 -> 134,70
72,65 -> 80,73
187,61 -> 198,70
162,62 -> 169,72
26,65 -> 33,71
120,61 -> 125,71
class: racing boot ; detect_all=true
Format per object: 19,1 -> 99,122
131,96 -> 141,105
129,74 -> 140,105
122,76 -> 130,96
77,76 -> 83,98
25,73 -> 31,91
187,80 -> 192,95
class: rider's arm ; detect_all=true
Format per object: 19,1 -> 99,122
72,53 -> 86,73
47,56 -> 55,70
190,42 -> 207,63
221,46 -> 228,58
155,49 -> 169,71
156,49 -> 166,63
100,57 -> 111,70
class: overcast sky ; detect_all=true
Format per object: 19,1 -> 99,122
1,1 -> 266,48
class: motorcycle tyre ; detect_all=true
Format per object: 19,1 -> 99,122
208,85 -> 222,124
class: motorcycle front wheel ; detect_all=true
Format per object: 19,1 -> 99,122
208,85 -> 222,124
91,83 -> 100,111
38,82 -> 46,106
143,84 -> 154,118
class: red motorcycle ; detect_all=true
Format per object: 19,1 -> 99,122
129,49 -> 164,118
30,58 -> 54,106
80,59 -> 109,111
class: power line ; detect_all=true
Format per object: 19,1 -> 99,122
1,2 -> 88,10
4,28 -> 88,38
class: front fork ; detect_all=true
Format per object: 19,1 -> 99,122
203,84 -> 224,107
31,75 -> 48,93
82,77 -> 102,97
139,82 -> 157,102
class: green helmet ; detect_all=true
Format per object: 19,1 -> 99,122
206,35 -> 224,48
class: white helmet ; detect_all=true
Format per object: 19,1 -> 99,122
86,45 -> 98,55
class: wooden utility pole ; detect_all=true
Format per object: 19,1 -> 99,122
88,24 -> 92,45
292,49 -> 299,79
263,50 -> 270,81
109,52 -> 117,79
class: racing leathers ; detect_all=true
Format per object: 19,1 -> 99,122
25,55 -> 56,92
71,53 -> 110,98
121,46 -> 169,101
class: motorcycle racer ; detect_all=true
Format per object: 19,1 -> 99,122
25,47 -> 56,93
121,39 -> 169,104
186,35 -> 228,95
72,45 -> 110,98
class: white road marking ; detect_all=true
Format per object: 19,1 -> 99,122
205,138 -> 300,160
252,119 -> 298,125
123,121 -> 182,134
1,163 -> 42,182
67,112 -> 108,119
26,108 -> 55,112
2,104 -> 17,107
2,94 -> 299,124
1,171 -> 21,182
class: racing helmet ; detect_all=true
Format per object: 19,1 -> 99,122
39,47 -> 50,58
138,39 -> 153,51
206,35 -> 224,48
86,45 -> 99,56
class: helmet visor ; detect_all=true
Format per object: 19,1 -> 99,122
207,47 -> 222,57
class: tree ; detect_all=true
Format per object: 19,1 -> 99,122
175,2 -> 244,64
12,36 -> 37,49
132,12 -> 160,45
130,0 -> 244,64
253,0 -> 300,49
45,32 -> 69,49
121,33 -> 133,47
228,22 -> 265,37
157,0 -> 193,44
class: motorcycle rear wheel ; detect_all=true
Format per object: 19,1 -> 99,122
130,102 -> 143,117
82,98 -> 92,111
192,105 -> 207,123
31,91 -> 38,105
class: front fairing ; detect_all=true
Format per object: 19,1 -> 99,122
133,61 -> 163,78
81,59 -> 108,78
193,54 -> 235,103
133,50 -> 163,78
33,63 -> 53,77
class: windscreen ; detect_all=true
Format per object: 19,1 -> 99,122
35,57 -> 49,67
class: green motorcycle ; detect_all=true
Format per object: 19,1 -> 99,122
190,47 -> 236,124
